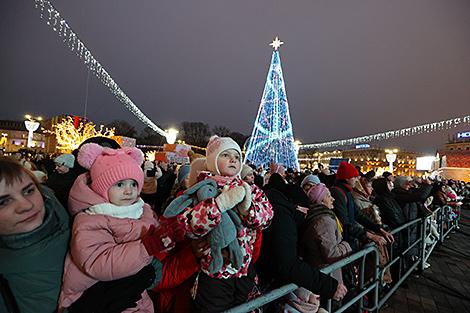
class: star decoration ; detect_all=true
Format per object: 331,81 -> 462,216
269,36 -> 284,50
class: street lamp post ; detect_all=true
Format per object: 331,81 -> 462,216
385,149 -> 398,173
165,128 -> 178,144
24,115 -> 42,148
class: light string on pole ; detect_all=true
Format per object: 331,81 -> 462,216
33,0 -> 169,138
301,115 -> 470,150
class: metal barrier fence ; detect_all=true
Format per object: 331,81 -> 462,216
225,204 -> 461,313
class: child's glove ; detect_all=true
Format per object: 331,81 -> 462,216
215,185 -> 246,213
237,182 -> 252,215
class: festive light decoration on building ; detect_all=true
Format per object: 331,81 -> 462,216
244,37 -> 300,170
301,115 -> 470,150
33,0 -> 172,140
145,150 -> 157,162
51,116 -> 115,152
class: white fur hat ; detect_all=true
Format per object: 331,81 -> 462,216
205,135 -> 242,176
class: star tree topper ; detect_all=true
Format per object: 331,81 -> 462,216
269,36 -> 284,50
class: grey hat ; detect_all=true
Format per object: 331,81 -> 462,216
394,176 -> 412,189
54,154 -> 75,169
301,174 -> 321,188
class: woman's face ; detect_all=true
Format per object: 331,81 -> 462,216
322,190 -> 335,209
0,172 -> 45,235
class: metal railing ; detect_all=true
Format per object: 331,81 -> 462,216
225,204 -> 461,312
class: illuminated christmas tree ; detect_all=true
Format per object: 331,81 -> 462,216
244,37 -> 300,170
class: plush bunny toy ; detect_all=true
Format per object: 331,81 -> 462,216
164,179 -> 244,273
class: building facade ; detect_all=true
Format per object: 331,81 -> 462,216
0,120 -> 46,153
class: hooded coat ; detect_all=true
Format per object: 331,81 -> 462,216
59,173 -> 158,313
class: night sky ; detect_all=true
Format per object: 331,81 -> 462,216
1,0 -> 470,153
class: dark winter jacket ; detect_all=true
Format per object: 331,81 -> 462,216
46,170 -> 77,210
393,184 -> 432,220
331,181 -> 381,244
257,187 -> 338,298
373,193 -> 406,230
0,186 -> 70,313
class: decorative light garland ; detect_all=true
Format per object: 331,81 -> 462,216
301,115 -> 470,150
33,0 -> 168,137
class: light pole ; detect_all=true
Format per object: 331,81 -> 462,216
24,115 -> 42,148
294,140 -> 302,156
165,128 -> 178,144
385,149 -> 398,173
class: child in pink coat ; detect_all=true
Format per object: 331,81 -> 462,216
176,136 -> 273,312
59,143 -> 176,313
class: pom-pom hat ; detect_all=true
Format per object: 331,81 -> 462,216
205,135 -> 242,176
77,143 -> 145,200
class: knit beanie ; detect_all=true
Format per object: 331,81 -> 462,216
205,135 -> 242,176
240,164 -> 254,179
177,164 -> 191,186
307,183 -> 329,205
394,176 -> 412,189
336,162 -> 359,180
301,174 -> 321,188
54,154 -> 75,169
77,143 -> 145,200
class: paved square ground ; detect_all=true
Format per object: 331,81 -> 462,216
381,208 -> 470,313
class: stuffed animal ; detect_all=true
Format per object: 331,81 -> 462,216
164,179 -> 244,273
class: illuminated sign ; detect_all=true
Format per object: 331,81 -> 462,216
456,132 -> 470,139
355,144 -> 370,149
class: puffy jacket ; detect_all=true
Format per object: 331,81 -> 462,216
178,174 -> 273,279
257,188 -> 338,298
59,176 -> 158,312
0,186 -> 70,313
68,173 -> 107,217
373,193 -> 406,229
393,184 -> 432,220
299,204 -> 352,283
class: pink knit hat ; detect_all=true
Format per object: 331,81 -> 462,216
205,135 -> 242,176
307,183 -> 329,205
77,143 -> 145,200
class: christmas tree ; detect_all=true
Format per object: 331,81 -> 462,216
244,37 -> 300,170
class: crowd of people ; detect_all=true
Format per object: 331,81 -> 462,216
1,136 -> 469,313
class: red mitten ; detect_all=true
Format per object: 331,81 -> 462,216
142,225 -> 174,257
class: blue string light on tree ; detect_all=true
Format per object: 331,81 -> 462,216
244,37 -> 300,171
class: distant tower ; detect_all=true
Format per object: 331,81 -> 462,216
244,37 -> 299,170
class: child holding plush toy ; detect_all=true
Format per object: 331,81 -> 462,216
165,136 -> 273,312
58,143 -> 180,313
